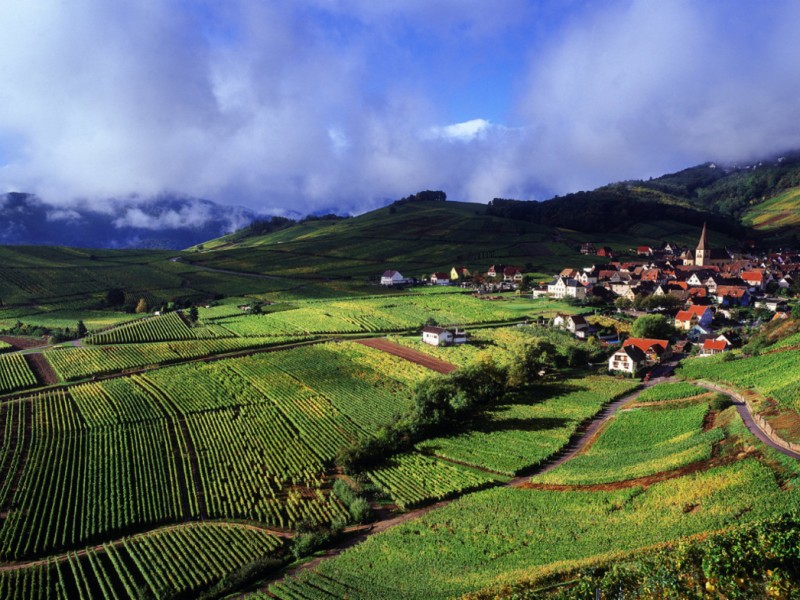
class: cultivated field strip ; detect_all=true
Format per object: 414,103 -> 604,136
0,354 -> 38,395
85,312 -> 234,345
44,336 -> 312,381
0,523 -> 283,600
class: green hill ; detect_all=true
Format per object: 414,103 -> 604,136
186,197 -> 743,281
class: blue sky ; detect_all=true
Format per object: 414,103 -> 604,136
1,0 -> 800,221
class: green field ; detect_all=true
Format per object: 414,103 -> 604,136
743,185 -> 800,230
268,458 -> 796,599
416,376 -> 638,476
0,523 -> 283,600
677,350 -> 800,430
635,381 -> 709,403
532,401 -> 722,485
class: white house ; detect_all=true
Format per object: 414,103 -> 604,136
547,276 -> 587,300
608,345 -> 647,375
422,326 -> 467,346
381,270 -> 409,286
552,313 -> 590,338
431,272 -> 451,286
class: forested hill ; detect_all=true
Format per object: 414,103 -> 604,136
489,151 -> 800,236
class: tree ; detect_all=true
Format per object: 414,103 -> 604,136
188,306 -> 199,323
135,298 -> 149,314
792,304 -> 800,320
106,288 -> 125,307
520,274 -> 533,290
631,314 -> 675,340
76,320 -> 87,338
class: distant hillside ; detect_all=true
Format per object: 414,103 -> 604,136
187,195 -> 743,280
0,193 -> 259,249
488,151 -> 800,239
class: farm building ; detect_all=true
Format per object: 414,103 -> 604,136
547,276 -> 587,300
608,345 -> 647,375
701,338 -> 729,356
552,313 -> 590,339
622,338 -> 672,365
431,272 -> 451,285
422,326 -> 468,346
381,270 -> 410,286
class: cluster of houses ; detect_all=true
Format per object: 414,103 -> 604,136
381,265 -> 523,289
542,224 -> 796,309
383,224 -> 798,373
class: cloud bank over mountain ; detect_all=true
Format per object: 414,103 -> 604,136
1,0 -> 799,217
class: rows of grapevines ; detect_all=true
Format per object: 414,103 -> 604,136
0,353 -> 38,394
86,312 -> 234,345
216,293 -> 534,337
68,380 -> 166,427
261,345 -> 415,433
228,358 -> 362,459
141,362 -> 266,413
0,524 -> 283,600
0,391 -> 189,560
678,351 -> 800,411
0,400 -> 28,508
0,341 -> 12,353
45,336 -> 312,381
367,453 -> 500,509
184,405 -> 347,528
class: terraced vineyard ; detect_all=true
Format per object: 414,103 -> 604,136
0,353 -> 38,394
0,523 -> 283,600
45,336 -> 313,381
678,350 -> 800,413
267,420 -> 800,599
416,376 -> 639,476
0,341 -> 427,564
532,400 -> 723,485
85,311 -> 234,345
367,453 -> 500,509
214,293 -> 556,337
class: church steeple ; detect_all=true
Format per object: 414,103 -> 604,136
695,223 -> 709,266
697,222 -> 710,251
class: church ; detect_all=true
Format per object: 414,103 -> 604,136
683,223 -> 733,268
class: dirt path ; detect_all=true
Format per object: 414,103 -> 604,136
24,352 -> 59,386
354,338 -> 458,374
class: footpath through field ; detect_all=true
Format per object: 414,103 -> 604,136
353,338 -> 458,374
253,369 -> 800,596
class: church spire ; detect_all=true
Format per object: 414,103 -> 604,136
697,222 -> 709,251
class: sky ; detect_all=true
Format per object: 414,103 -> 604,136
2,0 -> 800,220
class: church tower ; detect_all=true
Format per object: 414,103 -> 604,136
695,223 -> 709,267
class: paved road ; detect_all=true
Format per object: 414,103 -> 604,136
696,381 -> 800,460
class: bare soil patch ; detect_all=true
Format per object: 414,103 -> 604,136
25,353 -> 59,386
354,338 -> 458,374
0,336 -> 46,351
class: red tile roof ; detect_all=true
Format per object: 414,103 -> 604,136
703,339 -> 727,351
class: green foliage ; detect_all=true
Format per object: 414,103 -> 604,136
269,459 -> 800,599
530,514 -> 800,599
678,350 -> 800,415
416,376 -> 638,476
0,353 -> 38,394
636,382 -> 707,403
533,402 -> 723,485
631,313 -> 675,340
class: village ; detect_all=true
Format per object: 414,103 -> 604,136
380,224 -> 800,377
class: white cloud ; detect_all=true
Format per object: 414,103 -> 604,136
427,119 -> 493,142
1,0 -> 800,219
512,0 -> 800,194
